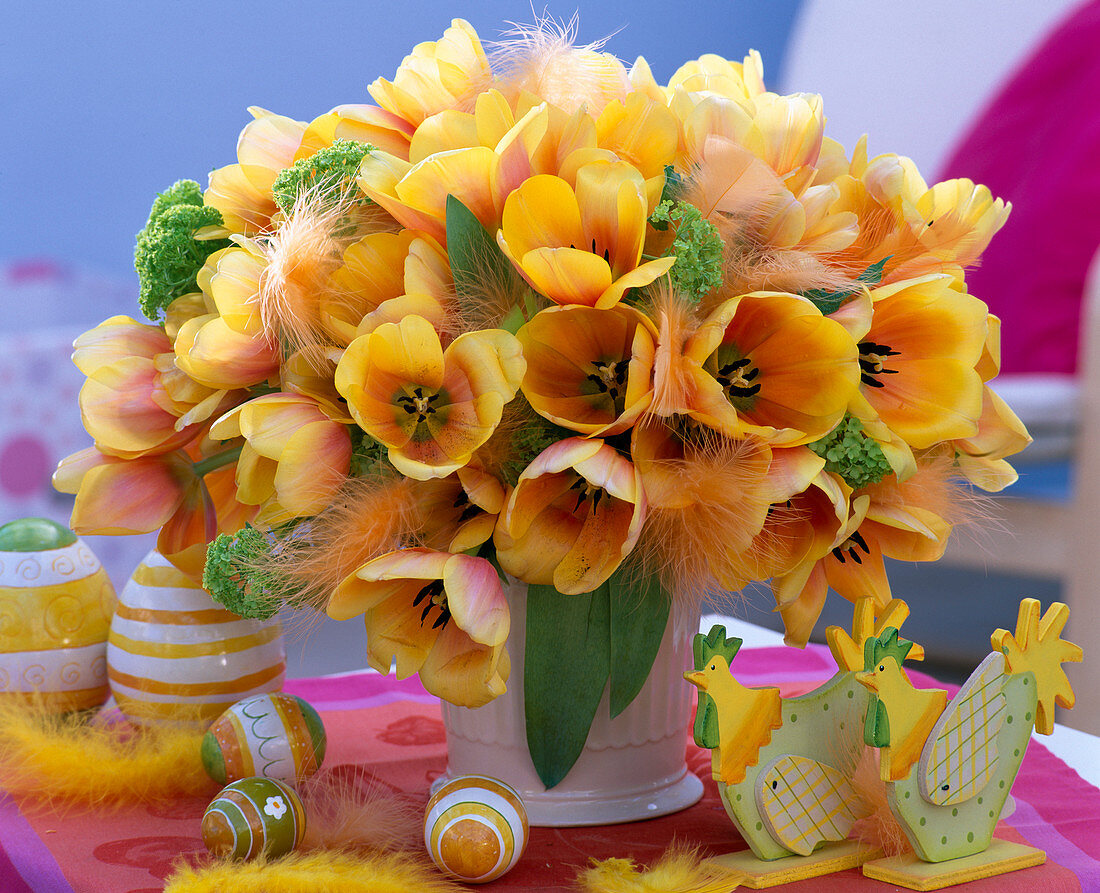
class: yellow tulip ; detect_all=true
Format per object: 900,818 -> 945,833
367,19 -> 492,130
210,393 -> 352,517
334,315 -> 525,479
668,51 -> 766,101
204,108 -> 308,236
497,161 -> 674,308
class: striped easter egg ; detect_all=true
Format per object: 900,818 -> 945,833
202,777 -> 306,860
202,692 -> 326,786
107,551 -> 285,728
424,775 -> 528,884
0,519 -> 116,713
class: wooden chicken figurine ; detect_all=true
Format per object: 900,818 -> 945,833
857,598 -> 1082,888
687,598 -> 922,884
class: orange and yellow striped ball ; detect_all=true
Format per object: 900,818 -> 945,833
0,518 -> 116,714
201,777 -> 306,860
202,692 -> 326,786
424,775 -> 528,884
107,551 -> 285,728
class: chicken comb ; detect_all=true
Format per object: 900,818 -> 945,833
864,627 -> 914,671
693,625 -> 743,669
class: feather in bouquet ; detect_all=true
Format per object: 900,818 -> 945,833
54,16 -> 1028,778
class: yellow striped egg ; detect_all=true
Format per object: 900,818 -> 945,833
202,777 -> 306,860
107,550 -> 285,728
0,518 -> 116,714
425,775 -> 528,884
202,692 -> 326,786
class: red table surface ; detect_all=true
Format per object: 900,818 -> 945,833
2,643 -> 1098,892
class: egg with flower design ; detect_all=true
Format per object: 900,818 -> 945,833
425,775 -> 528,883
201,777 -> 306,860
202,692 -> 326,786
0,518 -> 116,713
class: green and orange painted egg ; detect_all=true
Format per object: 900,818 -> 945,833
202,692 -> 326,786
201,777 -> 306,860
424,775 -> 529,884
107,550 -> 285,728
0,518 -> 117,713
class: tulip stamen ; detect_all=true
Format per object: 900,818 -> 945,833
716,357 -> 762,399
858,341 -> 901,388
413,579 -> 451,629
397,386 -> 441,423
453,490 -> 481,523
831,529 -> 870,565
570,477 -> 605,513
587,359 -> 630,401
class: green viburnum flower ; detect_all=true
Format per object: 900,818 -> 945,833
649,199 -> 725,302
203,526 -> 299,620
134,179 -> 230,321
271,139 -> 374,215
809,414 -> 892,488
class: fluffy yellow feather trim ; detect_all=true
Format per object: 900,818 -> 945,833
164,850 -> 465,893
576,844 -> 743,892
0,699 -> 213,809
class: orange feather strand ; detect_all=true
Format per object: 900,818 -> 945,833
634,426 -> 779,609
298,767 -> 423,853
246,475 -> 421,614
259,187 -> 394,368
487,12 -> 628,115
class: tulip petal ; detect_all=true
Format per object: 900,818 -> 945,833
443,555 -> 509,646
70,455 -> 190,535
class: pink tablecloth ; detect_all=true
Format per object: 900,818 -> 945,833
2,644 -> 1098,892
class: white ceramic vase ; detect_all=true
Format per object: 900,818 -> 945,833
436,580 -> 703,826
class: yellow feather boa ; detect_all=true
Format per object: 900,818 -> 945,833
164,850 -> 465,893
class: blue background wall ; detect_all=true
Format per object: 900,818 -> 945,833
0,1 -> 802,284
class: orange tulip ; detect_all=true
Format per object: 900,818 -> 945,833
517,304 -> 656,436
494,437 -> 645,594
851,275 -> 988,449
772,466 -> 953,646
654,292 -> 860,445
408,466 -> 506,554
328,548 -> 509,707
73,316 -> 206,458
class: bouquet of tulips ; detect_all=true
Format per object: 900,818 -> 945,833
55,17 -> 1028,738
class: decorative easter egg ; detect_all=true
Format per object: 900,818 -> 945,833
202,692 -> 326,786
107,550 -> 285,728
424,775 -> 528,884
202,776 -> 306,860
0,518 -> 116,713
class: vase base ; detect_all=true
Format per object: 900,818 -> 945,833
431,765 -> 704,827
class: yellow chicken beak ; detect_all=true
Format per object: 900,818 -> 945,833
684,670 -> 706,689
855,670 -> 878,693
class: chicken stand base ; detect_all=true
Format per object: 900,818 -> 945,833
707,840 -> 881,888
862,839 -> 1047,891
